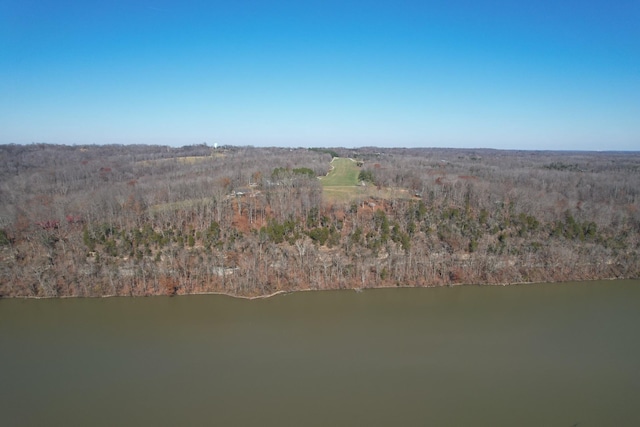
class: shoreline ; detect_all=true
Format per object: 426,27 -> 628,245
2,276 -> 634,301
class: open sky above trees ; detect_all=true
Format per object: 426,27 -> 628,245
1,0 -> 639,150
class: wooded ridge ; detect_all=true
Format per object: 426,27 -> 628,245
0,144 -> 638,297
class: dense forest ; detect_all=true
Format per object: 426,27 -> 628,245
0,143 -> 638,298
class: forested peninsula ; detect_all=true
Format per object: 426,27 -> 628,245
0,144 -> 638,298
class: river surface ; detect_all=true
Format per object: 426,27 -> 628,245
1,280 -> 639,426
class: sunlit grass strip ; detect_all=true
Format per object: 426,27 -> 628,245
322,186 -> 366,203
320,158 -> 360,187
322,186 -> 414,203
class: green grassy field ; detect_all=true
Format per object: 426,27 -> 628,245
320,158 -> 360,186
319,158 -> 362,202
323,185 -> 413,203
320,157 -> 379,202
319,157 -> 414,203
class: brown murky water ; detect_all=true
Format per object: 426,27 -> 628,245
1,280 -> 639,426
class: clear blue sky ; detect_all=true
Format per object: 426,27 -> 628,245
1,0 -> 639,150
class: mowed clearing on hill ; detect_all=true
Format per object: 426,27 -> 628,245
320,157 -> 414,203
320,158 -> 360,186
319,157 -> 361,202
